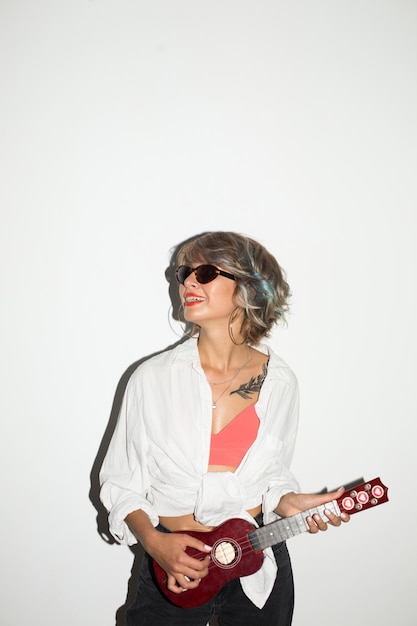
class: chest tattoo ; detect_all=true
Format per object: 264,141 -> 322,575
230,363 -> 268,400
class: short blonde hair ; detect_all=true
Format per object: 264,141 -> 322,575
177,231 -> 290,344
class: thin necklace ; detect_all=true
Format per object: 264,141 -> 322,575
210,348 -> 252,409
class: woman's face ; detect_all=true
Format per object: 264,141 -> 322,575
179,263 -> 237,328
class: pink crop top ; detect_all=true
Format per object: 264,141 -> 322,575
209,403 -> 260,467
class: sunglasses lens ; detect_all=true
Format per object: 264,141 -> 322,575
176,266 -> 193,284
195,265 -> 218,284
176,265 -> 220,284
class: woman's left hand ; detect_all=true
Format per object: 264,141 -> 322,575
276,488 -> 350,533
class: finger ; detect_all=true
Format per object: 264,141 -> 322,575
318,486 -> 345,505
167,574 -> 192,594
168,573 -> 202,593
181,553 -> 211,576
184,536 -> 213,554
306,515 -> 324,533
325,509 -> 351,525
171,553 -> 210,583
301,488 -> 343,513
198,554 -> 211,577
313,513 -> 328,531
180,574 -> 202,590
324,509 -> 342,527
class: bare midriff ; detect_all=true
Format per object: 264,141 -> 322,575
159,464 -> 262,532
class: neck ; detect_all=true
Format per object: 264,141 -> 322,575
197,334 -> 249,373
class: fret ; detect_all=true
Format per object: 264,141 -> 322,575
287,514 -> 298,536
309,506 -> 321,519
295,512 -> 309,533
249,522 -> 283,551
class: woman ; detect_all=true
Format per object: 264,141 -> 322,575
99,231 -> 349,625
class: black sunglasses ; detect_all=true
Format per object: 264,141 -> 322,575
175,264 -> 236,285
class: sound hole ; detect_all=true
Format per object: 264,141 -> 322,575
212,538 -> 242,569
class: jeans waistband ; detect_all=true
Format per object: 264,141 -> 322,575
254,511 -> 264,527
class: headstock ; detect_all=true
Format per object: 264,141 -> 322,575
336,477 -> 388,515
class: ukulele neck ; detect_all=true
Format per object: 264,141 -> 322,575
249,501 -> 341,551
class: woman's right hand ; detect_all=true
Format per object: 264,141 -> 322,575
147,531 -> 212,594
125,509 -> 212,593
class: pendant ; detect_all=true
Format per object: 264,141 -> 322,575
212,403 -> 217,409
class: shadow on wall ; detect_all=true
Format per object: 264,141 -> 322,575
89,232 -> 209,625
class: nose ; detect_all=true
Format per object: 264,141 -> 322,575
183,269 -> 198,287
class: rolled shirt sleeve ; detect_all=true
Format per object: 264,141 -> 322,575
99,375 -> 159,545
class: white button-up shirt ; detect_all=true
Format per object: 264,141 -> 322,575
100,337 -> 299,608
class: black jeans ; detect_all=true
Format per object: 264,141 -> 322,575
125,515 -> 294,626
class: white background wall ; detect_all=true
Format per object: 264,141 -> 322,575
1,1 -> 416,625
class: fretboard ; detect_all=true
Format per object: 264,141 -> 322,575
248,501 -> 341,551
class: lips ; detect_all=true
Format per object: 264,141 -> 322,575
184,292 -> 206,306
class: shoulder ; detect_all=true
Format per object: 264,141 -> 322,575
129,338 -> 198,382
255,347 -> 299,424
256,343 -> 298,387
269,353 -> 298,385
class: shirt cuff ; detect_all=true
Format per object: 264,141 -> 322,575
108,498 -> 159,546
262,483 -> 299,525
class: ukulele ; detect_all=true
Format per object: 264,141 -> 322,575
153,476 -> 388,608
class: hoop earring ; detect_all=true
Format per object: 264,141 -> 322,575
167,304 -> 185,338
228,308 -> 246,345
169,303 -> 198,339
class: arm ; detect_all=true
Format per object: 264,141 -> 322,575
99,373 -> 159,545
125,509 -> 212,593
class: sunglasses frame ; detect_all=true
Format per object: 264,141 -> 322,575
175,264 -> 236,285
